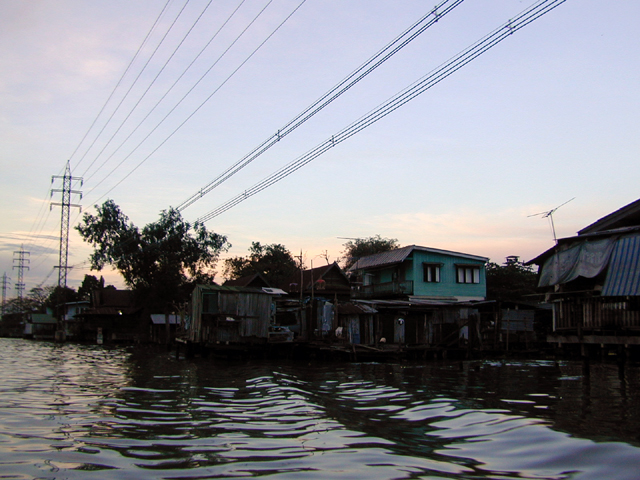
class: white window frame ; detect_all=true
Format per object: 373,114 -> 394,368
456,265 -> 480,284
423,263 -> 441,283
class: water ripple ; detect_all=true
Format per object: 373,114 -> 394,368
2,339 -> 640,479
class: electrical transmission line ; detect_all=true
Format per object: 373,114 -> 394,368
81,0 -> 247,184
82,0 -> 264,192
86,0 -> 307,205
80,0 -> 217,182
70,0 -> 173,173
195,0 -> 568,224
77,0 -> 193,178
176,0 -> 465,212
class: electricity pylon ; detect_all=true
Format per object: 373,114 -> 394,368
51,161 -> 83,290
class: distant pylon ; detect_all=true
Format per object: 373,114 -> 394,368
13,247 -> 29,302
51,161 -> 83,290
1,272 -> 10,316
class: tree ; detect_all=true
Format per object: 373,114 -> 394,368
28,286 -> 53,311
486,257 -> 539,302
340,235 -> 400,270
223,242 -> 298,287
76,200 -> 230,310
45,286 -> 78,318
77,274 -> 105,301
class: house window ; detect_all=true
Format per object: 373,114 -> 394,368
203,293 -> 219,313
423,263 -> 441,283
456,265 -> 480,284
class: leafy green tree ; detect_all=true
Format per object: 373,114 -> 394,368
341,235 -> 400,270
223,242 -> 298,287
76,199 -> 230,310
486,257 -> 538,301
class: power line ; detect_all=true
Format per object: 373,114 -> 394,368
77,0 -> 192,178
84,0 -> 279,199
81,0 -> 248,185
70,0 -> 174,173
86,0 -> 307,205
81,0 -> 216,182
36,268 -> 55,289
195,0 -> 568,224
177,0 -> 466,212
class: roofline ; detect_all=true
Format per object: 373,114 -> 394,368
578,198 -> 640,234
393,245 -> 489,263
526,226 -> 640,265
350,245 -> 488,271
194,284 -> 269,294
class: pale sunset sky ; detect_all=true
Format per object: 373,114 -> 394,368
1,0 -> 638,292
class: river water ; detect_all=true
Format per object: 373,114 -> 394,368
1,338 -> 640,479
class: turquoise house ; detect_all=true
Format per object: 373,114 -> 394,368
349,245 -> 488,301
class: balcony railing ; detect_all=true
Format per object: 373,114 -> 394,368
352,280 -> 413,299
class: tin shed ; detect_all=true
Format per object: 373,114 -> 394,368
188,285 -> 275,345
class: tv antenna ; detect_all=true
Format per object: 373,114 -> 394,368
528,197 -> 575,243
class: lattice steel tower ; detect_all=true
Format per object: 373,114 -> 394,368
12,248 -> 29,301
51,161 -> 83,289
1,272 -> 11,316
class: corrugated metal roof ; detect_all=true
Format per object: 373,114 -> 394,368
602,234 -> 640,296
195,284 -> 266,294
348,246 -> 414,272
348,245 -> 488,272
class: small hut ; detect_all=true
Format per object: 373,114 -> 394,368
188,285 -> 276,345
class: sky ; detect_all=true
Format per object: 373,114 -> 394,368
1,0 -> 639,294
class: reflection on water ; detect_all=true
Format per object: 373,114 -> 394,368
1,338 -> 640,479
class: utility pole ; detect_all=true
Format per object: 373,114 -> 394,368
295,250 -> 305,338
13,247 -> 30,310
1,272 -> 10,317
51,160 -> 83,341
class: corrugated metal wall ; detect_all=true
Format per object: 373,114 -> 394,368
190,286 -> 273,343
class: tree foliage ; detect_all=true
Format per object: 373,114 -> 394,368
77,275 -> 105,301
341,235 -> 400,270
1,286 -> 65,315
45,286 -> 78,314
76,200 -> 230,308
223,242 -> 298,287
486,258 -> 539,301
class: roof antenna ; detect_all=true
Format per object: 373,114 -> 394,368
528,198 -> 575,243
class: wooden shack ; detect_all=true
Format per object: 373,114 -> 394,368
188,285 -> 275,345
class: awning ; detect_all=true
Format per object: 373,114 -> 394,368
538,237 -> 615,287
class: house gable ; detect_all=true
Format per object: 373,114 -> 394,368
352,245 -> 487,301
223,273 -> 271,289
282,262 -> 350,298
